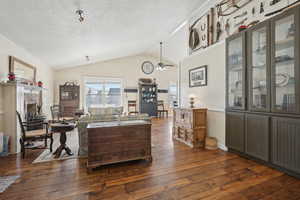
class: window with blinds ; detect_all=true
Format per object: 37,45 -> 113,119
84,77 -> 123,109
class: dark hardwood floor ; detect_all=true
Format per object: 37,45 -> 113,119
0,118 -> 300,200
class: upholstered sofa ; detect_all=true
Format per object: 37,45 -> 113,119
77,108 -> 150,157
88,107 -> 124,116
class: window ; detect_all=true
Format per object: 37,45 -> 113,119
84,77 -> 122,109
169,83 -> 178,107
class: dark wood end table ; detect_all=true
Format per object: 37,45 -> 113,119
51,123 -> 75,158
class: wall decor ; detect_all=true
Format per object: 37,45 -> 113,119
188,0 -> 297,49
9,56 -> 36,83
216,0 -> 253,17
141,61 -> 154,75
189,8 -> 214,54
189,65 -> 207,87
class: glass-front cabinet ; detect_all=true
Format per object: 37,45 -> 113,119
226,32 -> 246,110
271,9 -> 300,114
248,22 -> 270,112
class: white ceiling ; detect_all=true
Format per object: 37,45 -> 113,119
0,0 -> 206,69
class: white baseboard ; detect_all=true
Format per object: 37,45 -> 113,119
218,142 -> 228,152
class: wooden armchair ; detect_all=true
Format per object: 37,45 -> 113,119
157,100 -> 168,117
51,105 -> 75,122
16,111 -> 53,158
50,105 -> 63,122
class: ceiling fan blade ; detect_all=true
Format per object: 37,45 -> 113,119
164,64 -> 175,67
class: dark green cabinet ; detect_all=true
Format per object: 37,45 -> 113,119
226,5 -> 300,178
245,114 -> 269,161
226,112 -> 245,152
271,117 -> 300,174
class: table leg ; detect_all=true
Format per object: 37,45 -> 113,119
53,132 -> 73,158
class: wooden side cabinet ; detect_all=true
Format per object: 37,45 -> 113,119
271,117 -> 300,174
245,114 -> 269,161
226,112 -> 245,153
59,83 -> 80,117
173,108 -> 207,148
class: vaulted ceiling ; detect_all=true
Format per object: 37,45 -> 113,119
0,0 -> 205,68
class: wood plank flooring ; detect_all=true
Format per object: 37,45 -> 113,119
0,118 -> 300,200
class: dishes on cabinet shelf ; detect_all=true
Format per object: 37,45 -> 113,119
275,55 -> 294,63
275,73 -> 293,87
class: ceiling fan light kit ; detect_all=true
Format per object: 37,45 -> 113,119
156,42 -> 175,71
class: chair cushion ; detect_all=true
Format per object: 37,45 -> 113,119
63,117 -> 75,121
26,129 -> 47,138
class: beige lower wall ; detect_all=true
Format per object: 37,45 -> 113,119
180,41 -> 227,149
53,54 -> 178,113
207,110 -> 226,150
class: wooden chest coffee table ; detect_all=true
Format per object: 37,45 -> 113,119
87,120 -> 152,171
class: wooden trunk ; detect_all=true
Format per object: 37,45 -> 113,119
173,108 -> 207,148
87,121 -> 152,171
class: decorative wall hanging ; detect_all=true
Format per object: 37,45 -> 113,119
189,8 -> 214,54
189,65 -> 207,87
265,0 -> 300,17
75,9 -> 84,23
9,56 -> 36,83
141,61 -> 154,75
216,0 -> 253,17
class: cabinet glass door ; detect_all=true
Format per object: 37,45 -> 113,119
227,33 -> 245,109
249,24 -> 270,111
272,12 -> 298,113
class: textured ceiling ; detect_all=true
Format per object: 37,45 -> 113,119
0,0 -> 206,68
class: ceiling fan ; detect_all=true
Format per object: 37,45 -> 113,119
157,42 -> 175,71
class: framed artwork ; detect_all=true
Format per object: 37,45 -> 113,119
9,56 -> 36,83
189,65 -> 207,87
189,8 -> 214,54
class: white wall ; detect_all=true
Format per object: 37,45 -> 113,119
0,34 -> 54,131
181,41 -> 226,149
53,54 -> 178,113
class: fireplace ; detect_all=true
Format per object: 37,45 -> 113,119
26,103 -> 37,119
24,90 -> 45,131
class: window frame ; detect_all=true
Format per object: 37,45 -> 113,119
168,82 -> 178,108
83,76 -> 123,111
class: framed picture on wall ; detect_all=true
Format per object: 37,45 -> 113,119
189,65 -> 207,87
9,56 -> 36,83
